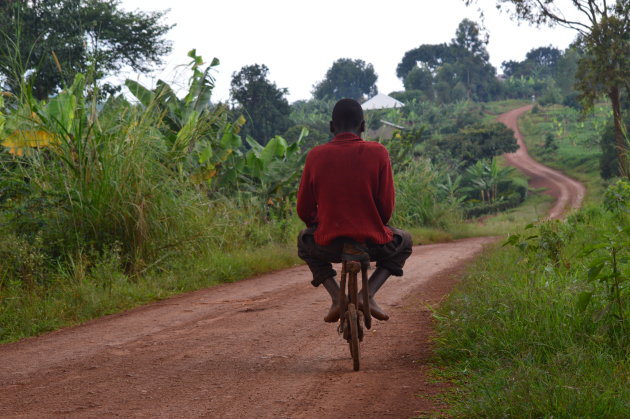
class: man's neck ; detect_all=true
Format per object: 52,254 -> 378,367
333,130 -> 361,137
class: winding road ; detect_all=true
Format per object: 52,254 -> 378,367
499,105 -> 585,219
0,106 -> 584,418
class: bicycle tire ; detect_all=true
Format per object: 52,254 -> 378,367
347,304 -> 360,371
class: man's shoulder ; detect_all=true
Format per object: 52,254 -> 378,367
311,139 -> 388,150
305,143 -> 328,159
362,140 -> 388,152
306,139 -> 389,159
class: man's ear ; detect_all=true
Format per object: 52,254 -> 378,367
359,120 -> 366,133
330,120 -> 335,134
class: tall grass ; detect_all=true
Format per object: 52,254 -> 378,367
1,79 -> 208,272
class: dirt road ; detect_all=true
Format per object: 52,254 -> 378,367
499,105 -> 585,219
0,106 -> 584,418
0,238 -> 496,418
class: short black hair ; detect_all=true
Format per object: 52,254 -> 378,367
332,98 -> 364,132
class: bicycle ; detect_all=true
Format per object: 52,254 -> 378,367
337,241 -> 372,371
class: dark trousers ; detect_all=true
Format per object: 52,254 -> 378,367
297,226 -> 413,287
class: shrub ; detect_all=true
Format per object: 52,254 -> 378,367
544,132 -> 558,151
603,178 -> 630,213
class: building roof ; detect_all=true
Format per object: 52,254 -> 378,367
361,94 -> 405,110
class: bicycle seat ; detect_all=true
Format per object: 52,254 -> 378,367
340,239 -> 369,266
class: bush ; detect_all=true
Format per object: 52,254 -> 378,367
463,193 -> 523,218
538,83 -> 563,106
562,91 -> 581,110
544,132 -> 558,151
603,178 -> 630,213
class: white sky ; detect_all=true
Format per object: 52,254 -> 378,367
118,0 -> 579,103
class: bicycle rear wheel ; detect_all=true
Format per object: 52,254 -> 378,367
347,304 -> 360,371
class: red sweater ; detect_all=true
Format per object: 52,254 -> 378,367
297,132 -> 395,246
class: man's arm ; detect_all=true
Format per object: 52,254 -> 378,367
297,154 -> 318,226
375,147 -> 395,224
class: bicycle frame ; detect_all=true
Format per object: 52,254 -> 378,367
338,241 -> 372,371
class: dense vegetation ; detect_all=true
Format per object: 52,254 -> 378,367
429,93 -> 629,415
0,52 -> 304,341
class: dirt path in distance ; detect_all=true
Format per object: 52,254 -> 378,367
0,106 -> 585,418
499,105 -> 585,219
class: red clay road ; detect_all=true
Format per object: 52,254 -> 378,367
0,106 -> 584,418
499,105 -> 585,219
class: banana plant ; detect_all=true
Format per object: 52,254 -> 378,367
2,74 -> 90,163
462,158 -> 514,203
235,128 -> 308,218
125,50 -> 227,172
437,173 -> 465,206
192,116 -> 246,186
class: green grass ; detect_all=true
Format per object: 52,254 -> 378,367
432,205 -> 630,417
454,191 -> 554,237
406,226 -> 456,245
406,190 -> 554,244
519,103 -> 610,202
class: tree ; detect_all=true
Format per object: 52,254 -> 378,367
403,66 -> 434,97
502,46 -> 562,78
230,64 -> 291,144
396,19 -> 501,102
429,122 -> 519,166
0,0 -> 173,99
464,0 -> 630,178
396,43 -> 455,80
452,18 -> 490,62
312,58 -> 378,101
526,46 -> 562,75
600,118 -> 623,179
555,47 -> 580,97
501,46 -> 579,103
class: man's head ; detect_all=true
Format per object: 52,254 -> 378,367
330,98 -> 365,135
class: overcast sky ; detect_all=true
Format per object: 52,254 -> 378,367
118,0 -> 579,103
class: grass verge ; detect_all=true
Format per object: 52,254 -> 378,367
0,222 -> 304,343
454,191 -> 554,237
432,204 -> 630,417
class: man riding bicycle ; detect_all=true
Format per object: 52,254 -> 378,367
297,98 -> 413,323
